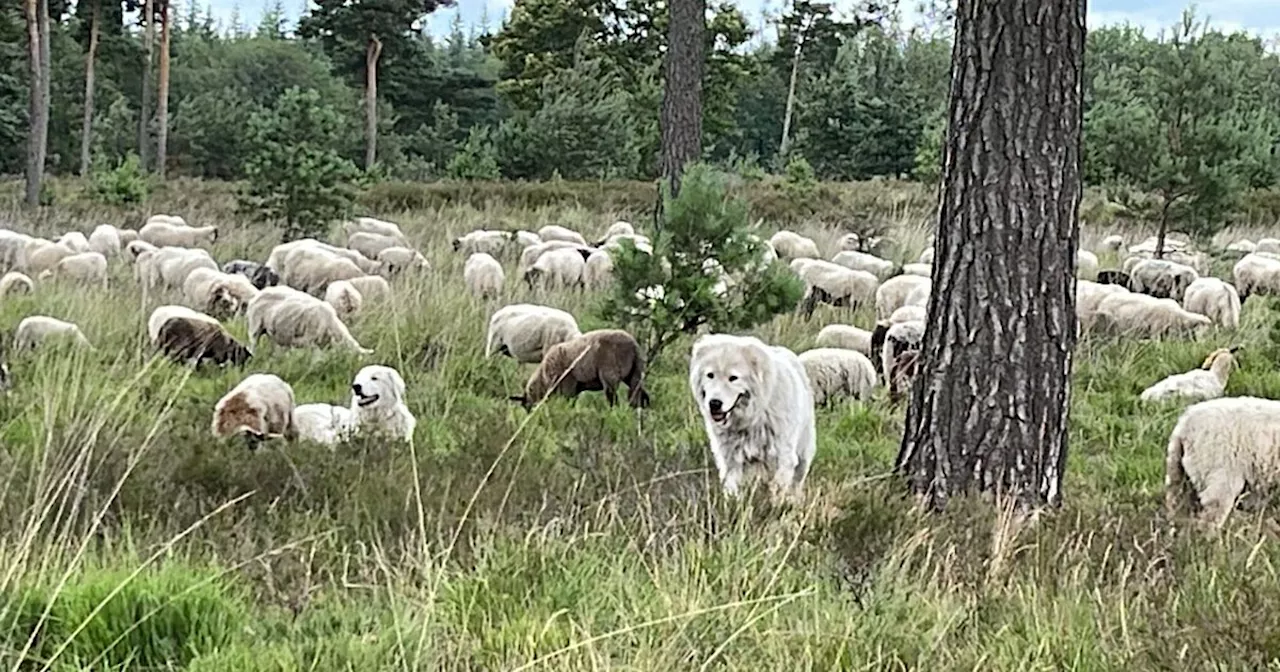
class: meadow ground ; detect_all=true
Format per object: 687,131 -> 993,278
3,178 -> 1280,670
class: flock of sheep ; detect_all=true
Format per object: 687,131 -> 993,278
3,209 -> 1280,528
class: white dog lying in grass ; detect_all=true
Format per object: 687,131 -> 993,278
293,365 -> 415,445
688,333 -> 817,505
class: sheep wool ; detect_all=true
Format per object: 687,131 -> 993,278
1140,347 -> 1238,403
14,316 -> 93,351
537,225 -> 588,246
88,225 -> 122,258
0,271 -> 34,298
1129,258 -> 1199,301
47,252 -> 109,288
211,373 -> 296,444
485,303 -> 581,363
147,305 -> 220,343
525,247 -> 587,290
246,286 -> 372,354
798,348 -> 877,405
790,258 -> 879,316
1165,396 -> 1280,527
831,250 -> 896,280
138,220 -> 218,249
1232,253 -> 1280,302
346,275 -> 391,303
57,231 -> 91,253
769,230 -> 821,260
1182,277 -> 1240,329
464,252 -> 505,299
1092,292 -> 1211,338
183,268 -> 261,318
814,325 -> 873,356
875,274 -> 931,321
583,249 -> 614,290
347,232 -> 403,260
324,280 -> 364,317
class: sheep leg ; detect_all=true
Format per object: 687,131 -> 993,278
603,383 -> 618,407
1196,472 -> 1246,530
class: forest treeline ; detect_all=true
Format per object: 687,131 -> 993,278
4,0 -> 1280,233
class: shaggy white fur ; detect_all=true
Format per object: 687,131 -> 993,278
537,224 -> 587,246
814,325 -> 872,355
1182,277 -> 1241,329
485,303 -> 581,363
464,252 -> 505,299
15,316 -> 93,351
139,220 -> 218,249
246,286 -> 372,353
799,348 -> 877,405
768,230 -> 820,260
1140,347 -> 1239,403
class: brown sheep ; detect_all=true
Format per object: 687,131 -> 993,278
156,316 -> 252,368
509,329 -> 650,410
888,349 -> 921,404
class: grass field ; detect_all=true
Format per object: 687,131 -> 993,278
3,178 -> 1280,670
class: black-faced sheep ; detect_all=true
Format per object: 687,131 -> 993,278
1095,269 -> 1130,287
524,247 -> 588,290
509,329 -> 649,409
222,260 -> 281,290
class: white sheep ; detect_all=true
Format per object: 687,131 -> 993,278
1129,258 -> 1199,301
246,286 -> 372,354
1164,396 -> 1280,527
278,246 -> 365,296
1232,253 -> 1280,302
88,224 -> 122,258
1099,234 -> 1124,252
902,263 -> 931,277
182,268 -> 260,318
43,252 -> 108,288
24,241 -> 75,275
1093,292 -> 1211,338
0,271 -> 34,298
889,305 -> 927,324
0,231 -> 34,270
537,225 -> 588,246
799,348 -> 877,405
125,240 -> 158,262
1182,277 -> 1241,329
875,274 -> 931,321
138,220 -> 218,249
346,275 -> 391,303
485,303 -> 581,363
57,231 -> 91,253
1256,238 -> 1280,254
515,230 -> 542,248
464,252 -> 504,299
524,247 -> 587,290
141,246 -> 217,291
831,250 -> 896,280
790,259 -> 879,316
376,246 -> 430,276
600,221 -> 634,242
1077,250 -> 1099,280
347,231 -> 403,260
14,316 -> 93,350
266,239 -> 379,275
814,325 -> 873,355
881,320 -> 925,394
118,228 -> 139,245
344,216 -> 406,242
518,240 -> 593,274
1141,347 -> 1238,403
211,373 -> 296,445
452,230 -> 510,256
583,249 -> 614,290
145,214 -> 187,227
1076,280 -> 1130,332
1225,239 -> 1257,255
324,280 -> 364,317
769,230 -> 820,260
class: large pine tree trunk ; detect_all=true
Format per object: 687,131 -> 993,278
364,35 -> 382,171
156,0 -> 170,179
894,0 -> 1085,511
80,0 -> 100,176
659,0 -> 705,195
138,0 -> 154,170
24,0 -> 44,206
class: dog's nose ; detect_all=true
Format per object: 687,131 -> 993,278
352,383 -> 363,395
708,399 -> 723,413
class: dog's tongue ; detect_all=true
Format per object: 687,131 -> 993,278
710,409 -> 728,422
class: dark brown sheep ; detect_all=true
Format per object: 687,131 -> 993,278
156,317 -> 252,368
510,329 -> 650,410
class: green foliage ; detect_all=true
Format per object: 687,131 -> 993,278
599,163 -> 804,362
912,109 -> 945,183
783,155 -> 818,197
89,153 -> 150,205
446,126 -> 502,180
240,87 -> 363,240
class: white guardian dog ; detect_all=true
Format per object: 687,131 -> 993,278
688,333 -> 817,504
349,365 -> 415,441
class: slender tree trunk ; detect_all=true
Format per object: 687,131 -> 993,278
23,0 -> 45,206
156,0 -> 170,179
659,0 -> 705,196
894,0 -> 1085,511
779,18 -> 806,159
138,0 -> 154,170
79,0 -> 100,176
364,35 -> 382,171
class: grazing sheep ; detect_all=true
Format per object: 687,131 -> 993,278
537,224 -> 588,246
0,231 -> 34,270
452,229 -> 511,256
1096,269 -> 1130,286
278,246 -> 365,295
43,252 -> 108,288
598,221 -> 634,244
889,305 -> 927,324
141,246 -> 218,291
509,329 -> 649,409
875,274 -> 931,321
515,230 -> 542,247
799,348 -> 877,405
1164,396 -> 1280,527
211,373 -> 296,448
524,247 -> 587,290
246,286 -> 372,353
602,233 -> 653,255
152,312 -> 252,368
1141,346 -> 1239,403
888,349 -> 922,404
346,275 -> 391,303
347,231 -> 404,260
583,249 -> 614,290
25,242 -> 75,275
88,225 -> 122,258
485,303 -> 581,363
324,280 -> 363,317
56,231 -> 91,253
145,214 -> 187,227
1077,280 -> 1130,332
1182,277 -> 1241,329
147,305 -> 220,342
1232,253 -> 1280,302
1129,259 -> 1199,301
1092,292 -> 1211,338
814,325 -> 873,356
1226,239 -> 1257,255
518,240 -> 594,274
769,230 -> 820,260
139,220 -> 218,248
1077,250 -> 1099,280
831,250 -> 896,280
790,259 -> 879,317
1099,234 -> 1124,252
125,240 -> 158,262
881,320 -> 924,391
343,216 -> 407,242
1256,238 -> 1280,254
222,260 -> 280,290
902,262 -> 931,277
118,228 -> 139,245
464,253 -> 504,299
0,271 -> 34,298
266,239 -> 380,275
376,246 -> 429,276
14,316 -> 92,351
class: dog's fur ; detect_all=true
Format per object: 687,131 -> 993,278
349,365 -> 415,441
211,374 -> 296,449
688,334 -> 816,505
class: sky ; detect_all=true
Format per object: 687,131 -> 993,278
206,0 -> 1280,43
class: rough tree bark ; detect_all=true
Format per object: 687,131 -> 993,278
24,0 -> 47,206
79,0 -> 100,176
364,35 -> 382,171
138,0 -> 154,170
778,10 -> 808,159
894,0 -> 1085,511
659,0 -> 705,196
156,0 -> 170,179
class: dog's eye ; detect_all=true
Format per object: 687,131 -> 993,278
728,375 -> 738,382
706,372 -> 714,379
